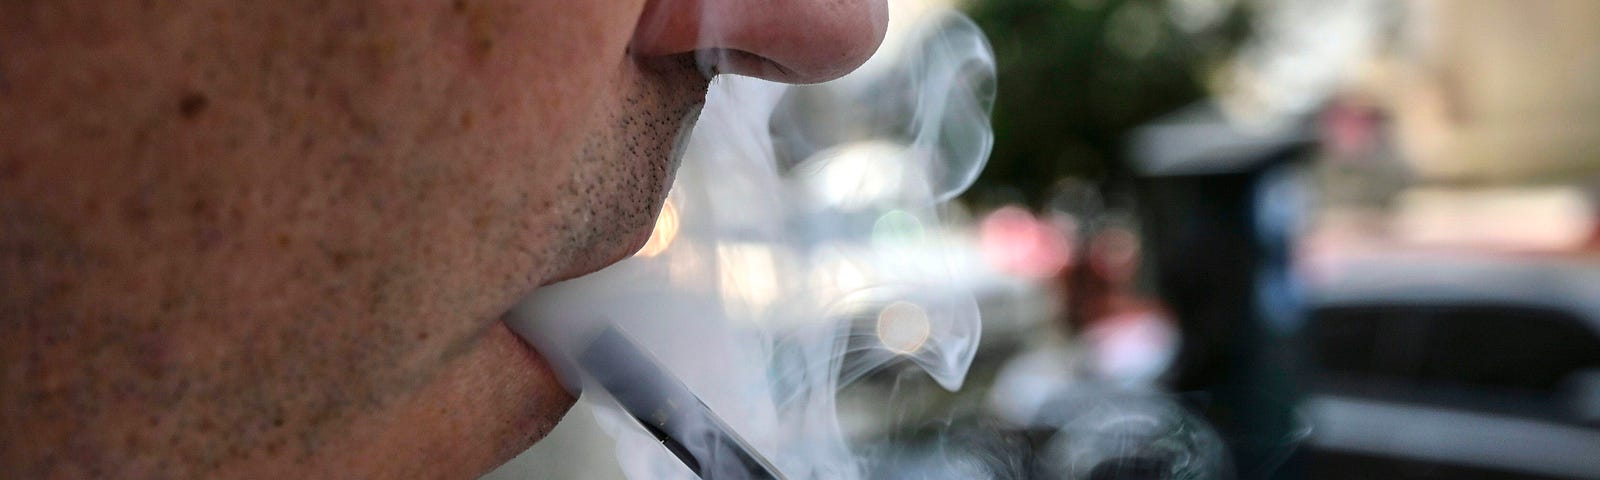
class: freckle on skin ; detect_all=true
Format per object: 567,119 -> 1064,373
465,5 -> 496,61
121,197 -> 152,224
179,92 -> 209,119
188,199 -> 210,218
330,251 -> 353,270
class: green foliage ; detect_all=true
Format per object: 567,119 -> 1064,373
962,0 -> 1240,206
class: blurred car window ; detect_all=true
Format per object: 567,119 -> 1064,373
1313,305 -> 1600,392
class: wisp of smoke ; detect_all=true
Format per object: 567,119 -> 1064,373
506,7 -> 995,479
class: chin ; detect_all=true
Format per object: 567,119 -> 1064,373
555,203 -> 667,285
540,59 -> 703,285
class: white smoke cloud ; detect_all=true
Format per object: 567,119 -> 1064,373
505,8 -> 995,479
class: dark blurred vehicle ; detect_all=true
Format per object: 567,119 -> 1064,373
1304,253 -> 1600,479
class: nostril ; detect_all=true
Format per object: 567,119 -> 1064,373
693,48 -> 796,82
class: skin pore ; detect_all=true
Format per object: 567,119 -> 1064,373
0,0 -> 884,478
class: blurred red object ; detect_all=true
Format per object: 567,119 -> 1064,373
979,205 -> 1073,279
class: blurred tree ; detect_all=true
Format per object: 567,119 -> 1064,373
961,0 -> 1247,207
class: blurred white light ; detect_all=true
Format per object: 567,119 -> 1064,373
634,200 -> 680,258
1218,0 -> 1387,126
716,243 -> 782,321
808,250 -> 876,310
828,259 -> 870,294
1393,186 -> 1596,251
799,141 -> 909,210
876,301 -> 931,354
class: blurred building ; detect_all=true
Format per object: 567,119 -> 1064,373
1387,0 -> 1600,182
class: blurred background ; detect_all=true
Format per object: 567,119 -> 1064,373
488,0 -> 1600,478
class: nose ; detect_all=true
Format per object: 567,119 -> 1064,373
630,0 -> 889,84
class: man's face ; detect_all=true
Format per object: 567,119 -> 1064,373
0,0 -> 883,477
